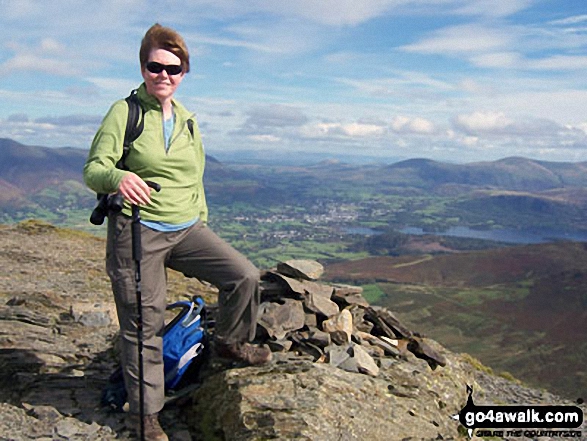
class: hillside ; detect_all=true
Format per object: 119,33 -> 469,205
381,156 -> 587,191
0,137 -> 232,194
1,221 -> 585,440
324,242 -> 587,399
4,138 -> 587,237
6,138 -> 587,199
0,138 -> 254,228
0,138 -> 88,193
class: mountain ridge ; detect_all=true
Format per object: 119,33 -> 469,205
383,156 -> 587,191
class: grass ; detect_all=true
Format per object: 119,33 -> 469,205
361,283 -> 385,303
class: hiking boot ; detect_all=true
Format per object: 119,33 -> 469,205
128,413 -> 168,441
215,341 -> 272,365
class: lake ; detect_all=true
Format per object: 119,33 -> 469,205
399,226 -> 587,244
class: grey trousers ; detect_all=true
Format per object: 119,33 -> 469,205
106,214 -> 260,415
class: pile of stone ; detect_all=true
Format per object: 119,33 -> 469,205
257,259 -> 446,377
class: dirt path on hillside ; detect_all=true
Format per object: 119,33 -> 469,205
391,254 -> 434,268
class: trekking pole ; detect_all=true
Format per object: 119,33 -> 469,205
131,181 -> 161,441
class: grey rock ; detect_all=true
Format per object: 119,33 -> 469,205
303,289 -> 339,317
304,312 -> 317,328
262,271 -> 313,297
367,306 -> 413,338
277,260 -> 324,280
354,331 -> 401,357
267,338 -> 293,352
331,284 -> 370,307
78,310 -> 112,327
190,358 -> 476,441
349,343 -> 379,377
306,328 -> 331,347
25,404 -> 62,422
322,309 -> 353,343
55,418 -> 81,438
262,272 -> 339,318
326,343 -> 379,377
329,330 -> 350,345
406,336 -> 448,370
325,344 -> 352,368
0,305 -> 52,327
347,304 -> 374,333
258,299 -> 305,340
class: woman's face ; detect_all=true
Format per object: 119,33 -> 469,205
142,48 -> 185,104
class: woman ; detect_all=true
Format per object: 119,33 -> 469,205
84,24 -> 271,440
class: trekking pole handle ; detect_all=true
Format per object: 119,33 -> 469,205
131,181 -> 161,261
145,180 -> 161,192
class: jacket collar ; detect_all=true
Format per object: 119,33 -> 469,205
136,83 -> 192,119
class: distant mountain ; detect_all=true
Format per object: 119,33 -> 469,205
5,137 -> 587,196
0,138 -> 257,225
207,148 -> 402,166
381,156 -> 587,191
3,137 -> 587,232
0,137 -> 233,195
0,138 -> 88,193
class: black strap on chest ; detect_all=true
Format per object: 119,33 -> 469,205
118,89 -> 145,170
118,89 -> 194,170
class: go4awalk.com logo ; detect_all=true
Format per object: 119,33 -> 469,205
452,386 -> 584,439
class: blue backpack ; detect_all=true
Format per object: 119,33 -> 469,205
102,296 -> 208,411
163,297 -> 207,390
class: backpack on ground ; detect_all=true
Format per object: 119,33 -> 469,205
102,296 -> 209,411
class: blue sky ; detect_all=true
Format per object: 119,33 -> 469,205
1,0 -> 586,163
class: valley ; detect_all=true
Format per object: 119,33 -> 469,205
1,137 -> 587,399
323,243 -> 587,400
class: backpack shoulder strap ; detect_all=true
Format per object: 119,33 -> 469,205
117,89 -> 145,170
187,118 -> 194,137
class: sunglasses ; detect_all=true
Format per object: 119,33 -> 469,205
146,61 -> 183,76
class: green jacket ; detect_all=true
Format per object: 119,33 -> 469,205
84,84 -> 208,224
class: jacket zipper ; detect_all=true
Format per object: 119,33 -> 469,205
167,114 -> 195,154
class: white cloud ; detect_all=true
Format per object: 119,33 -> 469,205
2,54 -> 78,76
454,111 -> 512,134
0,114 -> 98,147
401,24 -> 513,55
244,105 -> 309,129
400,16 -> 587,74
461,136 -> 479,146
573,122 -> 587,135
454,0 -> 532,17
300,121 -> 385,139
248,134 -> 281,143
342,122 -> 386,137
526,55 -> 587,71
470,51 -> 521,68
185,32 -> 277,54
549,15 -> 587,26
1,38 -> 81,76
85,77 -> 141,98
391,116 -> 435,134
256,0 -> 400,26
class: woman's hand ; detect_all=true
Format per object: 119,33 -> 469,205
118,173 -> 152,206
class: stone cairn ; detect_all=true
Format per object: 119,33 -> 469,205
256,259 -> 447,376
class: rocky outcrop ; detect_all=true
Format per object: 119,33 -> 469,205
192,347 -> 471,440
256,262 -> 447,377
0,221 -> 585,441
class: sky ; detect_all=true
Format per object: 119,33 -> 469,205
1,0 -> 586,163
